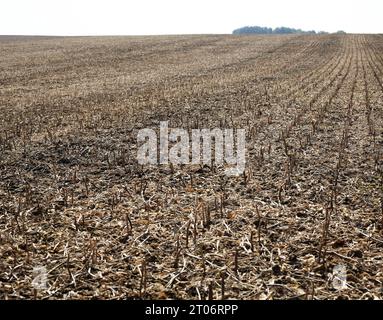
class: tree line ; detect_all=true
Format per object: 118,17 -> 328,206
232,26 -> 346,35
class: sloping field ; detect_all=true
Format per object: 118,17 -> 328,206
0,34 -> 383,299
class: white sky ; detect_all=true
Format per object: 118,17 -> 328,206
0,0 -> 382,35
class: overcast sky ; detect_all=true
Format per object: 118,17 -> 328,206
1,0 -> 382,35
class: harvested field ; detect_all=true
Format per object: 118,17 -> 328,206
0,34 -> 383,299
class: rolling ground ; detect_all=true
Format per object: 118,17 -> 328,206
0,34 -> 383,299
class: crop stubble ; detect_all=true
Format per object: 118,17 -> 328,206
0,34 -> 383,299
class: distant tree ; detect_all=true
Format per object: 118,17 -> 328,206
233,26 -> 322,35
273,27 -> 295,34
335,30 -> 347,34
233,26 -> 272,35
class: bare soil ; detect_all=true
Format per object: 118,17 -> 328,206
0,34 -> 383,299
